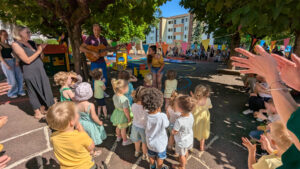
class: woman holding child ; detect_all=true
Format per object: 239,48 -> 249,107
12,26 -> 54,119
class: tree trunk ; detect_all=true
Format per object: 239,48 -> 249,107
228,32 -> 240,69
67,24 -> 83,74
294,31 -> 300,57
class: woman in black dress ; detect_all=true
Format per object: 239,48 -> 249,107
11,26 -> 54,119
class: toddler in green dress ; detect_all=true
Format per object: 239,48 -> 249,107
54,71 -> 80,102
110,79 -> 133,146
75,82 -> 107,149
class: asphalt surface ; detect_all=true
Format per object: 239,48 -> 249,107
0,61 -> 256,169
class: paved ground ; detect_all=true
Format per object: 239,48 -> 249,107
0,61 -> 258,169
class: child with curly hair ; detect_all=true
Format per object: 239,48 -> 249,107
190,85 -> 212,151
118,70 -> 137,106
90,68 -> 108,119
141,87 -> 169,169
54,71 -> 79,102
110,79 -> 133,146
130,86 -> 148,160
164,70 -> 178,111
172,95 -> 196,169
166,92 -> 181,150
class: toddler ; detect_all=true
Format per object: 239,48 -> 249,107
130,86 -> 148,160
191,85 -> 212,151
144,73 -> 153,88
90,68 -> 108,119
141,87 -> 169,169
75,82 -> 107,149
172,95 -> 196,169
164,70 -> 178,111
54,71 -> 78,101
110,79 -> 133,146
166,92 -> 181,150
46,101 -> 97,169
118,70 -> 137,106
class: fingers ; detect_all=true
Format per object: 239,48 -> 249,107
0,155 -> 11,168
255,45 -> 269,57
235,48 -> 256,58
291,54 -> 300,67
271,53 -> 294,66
231,56 -> 249,64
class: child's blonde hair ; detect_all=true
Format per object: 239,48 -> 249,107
175,94 -> 197,114
144,73 -> 152,86
54,71 -> 77,86
46,101 -> 76,131
169,91 -> 178,108
111,78 -> 128,93
132,86 -> 145,103
193,85 -> 211,100
269,121 -> 292,152
90,68 -> 103,80
166,70 -> 177,80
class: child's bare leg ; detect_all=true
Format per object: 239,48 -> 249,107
142,143 -> 148,155
168,134 -> 174,149
116,127 -> 121,138
152,73 -> 157,88
97,106 -> 101,116
149,156 -> 156,167
179,154 -> 187,169
134,141 -> 141,153
200,139 -> 205,151
121,128 -> 128,141
102,106 -> 108,118
157,158 -> 164,169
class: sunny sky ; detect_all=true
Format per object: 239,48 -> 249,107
160,0 -> 189,17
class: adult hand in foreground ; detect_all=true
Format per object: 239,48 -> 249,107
0,155 -> 11,169
231,45 -> 280,83
0,116 -> 8,129
271,53 -> 300,91
0,82 -> 11,96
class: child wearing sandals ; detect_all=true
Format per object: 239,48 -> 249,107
191,85 -> 212,151
172,95 -> 196,169
46,101 -> 98,169
90,69 -> 108,119
54,71 -> 80,102
164,70 -> 178,111
141,87 -> 169,169
75,82 -> 107,152
130,86 -> 148,160
110,79 -> 133,146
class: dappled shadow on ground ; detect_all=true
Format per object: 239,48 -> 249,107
25,156 -> 59,169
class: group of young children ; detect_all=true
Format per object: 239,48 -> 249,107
47,68 -> 213,169
241,74 -> 292,169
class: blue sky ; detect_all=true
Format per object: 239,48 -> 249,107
160,0 -> 189,17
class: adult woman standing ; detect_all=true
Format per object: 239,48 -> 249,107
0,30 -> 25,98
11,26 -> 54,119
147,45 -> 165,90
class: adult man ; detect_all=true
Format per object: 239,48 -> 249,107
80,24 -> 109,83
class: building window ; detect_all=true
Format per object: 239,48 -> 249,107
150,37 -> 153,40
185,27 -> 187,31
186,18 -> 188,22
174,20 -> 176,24
184,35 -> 187,39
173,28 -> 176,32
168,21 -> 173,24
173,36 -> 176,40
181,19 -> 184,23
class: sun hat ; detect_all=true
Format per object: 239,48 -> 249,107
74,82 -> 93,101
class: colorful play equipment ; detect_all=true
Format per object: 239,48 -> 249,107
43,44 -> 70,76
164,57 -> 196,64
127,59 -> 149,78
112,52 -> 128,71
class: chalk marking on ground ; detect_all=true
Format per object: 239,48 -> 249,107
229,140 -> 247,151
131,155 -> 142,169
0,127 -> 44,144
6,147 -> 53,169
198,135 -> 219,158
191,156 -> 210,169
104,140 -> 118,165
44,127 -> 51,150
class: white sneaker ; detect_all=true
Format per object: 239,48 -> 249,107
257,118 -> 264,122
19,93 -> 26,96
122,139 -> 133,146
104,92 -> 110,98
116,137 -> 122,142
134,151 -> 140,158
9,95 -> 18,99
243,109 -> 253,115
142,154 -> 148,161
